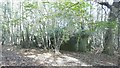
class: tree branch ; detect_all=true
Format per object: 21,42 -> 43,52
98,2 -> 112,10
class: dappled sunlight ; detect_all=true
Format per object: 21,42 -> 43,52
2,46 -> 118,66
23,51 -> 92,66
1,0 -> 120,66
94,61 -> 116,66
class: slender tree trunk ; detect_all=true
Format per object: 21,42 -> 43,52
118,9 -> 120,54
118,19 -> 120,54
103,28 -> 114,55
118,18 -> 120,67
102,5 -> 117,55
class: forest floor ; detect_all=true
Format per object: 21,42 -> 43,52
1,45 -> 120,66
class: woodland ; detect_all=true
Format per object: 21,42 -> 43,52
0,0 -> 120,66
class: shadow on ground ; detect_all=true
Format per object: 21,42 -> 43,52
2,45 -> 119,66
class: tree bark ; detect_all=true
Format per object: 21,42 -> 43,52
98,1 -> 120,55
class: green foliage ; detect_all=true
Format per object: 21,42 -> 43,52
95,21 -> 117,29
23,2 -> 38,10
2,1 -> 110,53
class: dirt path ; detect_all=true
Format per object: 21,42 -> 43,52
2,45 -> 36,66
62,51 -> 118,66
2,45 -> 119,66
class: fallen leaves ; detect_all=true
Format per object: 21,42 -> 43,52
2,45 -> 118,66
